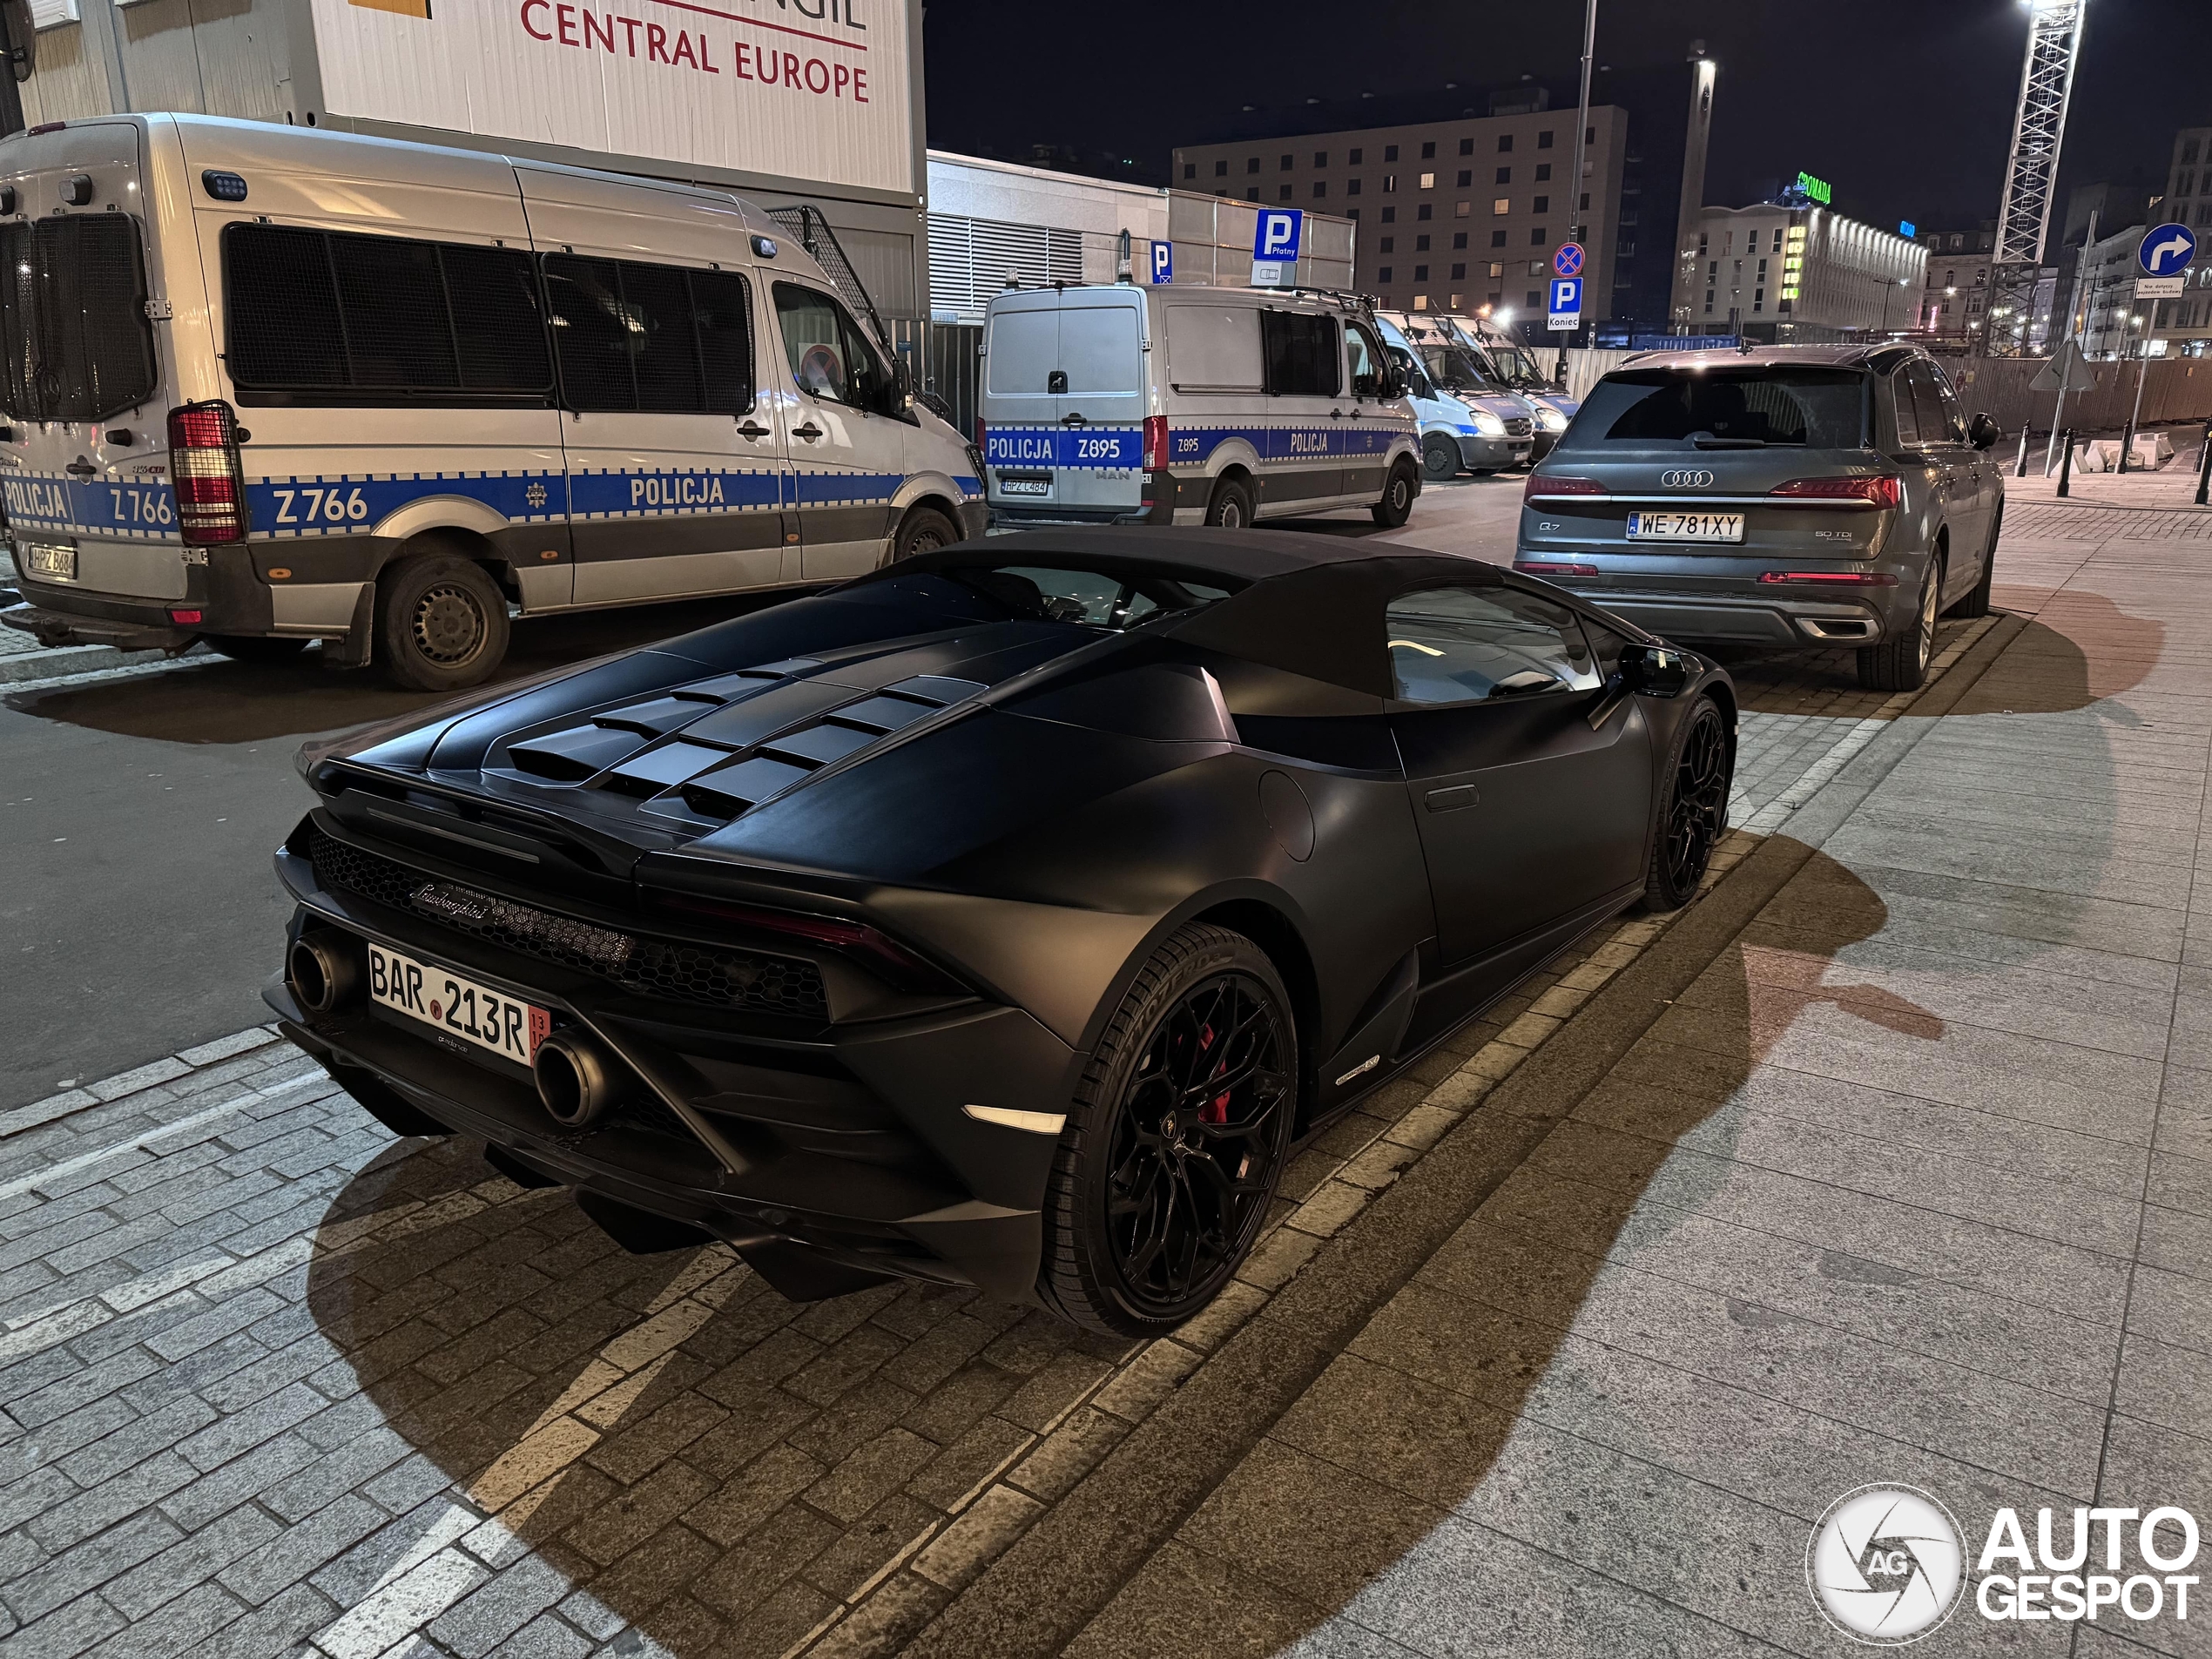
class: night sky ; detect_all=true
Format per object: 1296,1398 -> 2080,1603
923,0 -> 2212,240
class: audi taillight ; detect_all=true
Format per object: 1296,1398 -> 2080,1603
1769,475 -> 1902,509
1143,415 -> 1170,472
1756,570 -> 1900,586
1522,474 -> 1608,503
1514,561 -> 1599,577
167,400 -> 247,544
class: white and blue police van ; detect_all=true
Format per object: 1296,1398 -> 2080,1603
1371,314 -> 1533,479
978,284 -> 1421,531
0,114 -> 985,689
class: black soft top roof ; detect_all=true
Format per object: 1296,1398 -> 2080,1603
881,529 -> 1502,699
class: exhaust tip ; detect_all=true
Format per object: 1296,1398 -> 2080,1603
534,1029 -> 629,1129
287,930 -> 360,1015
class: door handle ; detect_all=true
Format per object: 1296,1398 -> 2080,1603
64,459 -> 97,476
1425,784 -> 1480,813
1061,414 -> 1088,427
735,421 -> 770,440
1329,408 -> 1345,419
792,422 -> 823,442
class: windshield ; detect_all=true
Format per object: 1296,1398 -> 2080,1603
1421,346 -> 1498,392
1559,366 -> 1869,449
1387,346 -> 1437,400
1487,345 -> 1551,389
944,563 -> 1236,630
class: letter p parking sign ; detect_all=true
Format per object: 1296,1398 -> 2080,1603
1254,210 -> 1304,261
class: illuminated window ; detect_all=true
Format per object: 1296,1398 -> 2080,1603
1493,198 -> 1509,216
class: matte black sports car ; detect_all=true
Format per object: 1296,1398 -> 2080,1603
268,529 -> 1735,1336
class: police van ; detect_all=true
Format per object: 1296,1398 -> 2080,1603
1371,314 -> 1534,478
0,115 -> 985,689
979,284 -> 1420,530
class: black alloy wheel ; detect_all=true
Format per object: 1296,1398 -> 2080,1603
1641,697 -> 1732,912
1040,925 -> 1296,1336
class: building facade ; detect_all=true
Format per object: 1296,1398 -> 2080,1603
1913,224 -> 1995,346
2150,128 -> 2212,357
1673,202 -> 1925,341
1170,102 -> 1630,327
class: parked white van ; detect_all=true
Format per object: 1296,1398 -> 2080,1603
1371,314 -> 1533,479
0,115 -> 985,689
979,285 -> 1421,530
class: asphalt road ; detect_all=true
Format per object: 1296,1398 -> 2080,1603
0,475 -> 1528,1113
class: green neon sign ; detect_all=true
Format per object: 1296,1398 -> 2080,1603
1796,172 -> 1832,206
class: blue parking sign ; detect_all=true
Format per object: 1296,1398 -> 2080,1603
1547,275 -> 1582,331
1151,240 -> 1172,284
1253,210 -> 1304,261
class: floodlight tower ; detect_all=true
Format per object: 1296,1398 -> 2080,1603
1984,0 -> 2088,355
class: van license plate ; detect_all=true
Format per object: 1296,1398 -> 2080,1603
368,941 -> 550,1068
1627,511 -> 1743,543
22,541 -> 76,580
998,474 -> 1052,496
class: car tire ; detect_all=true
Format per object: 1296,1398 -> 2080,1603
1371,459 -> 1418,527
1953,510 -> 1999,619
891,504 -> 961,563
1421,435 -> 1460,481
1638,694 -> 1733,913
1037,923 -> 1298,1338
1856,555 -> 1941,693
1204,476 -> 1254,529
203,634 -> 309,664
374,555 -> 510,692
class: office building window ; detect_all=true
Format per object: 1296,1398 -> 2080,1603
1280,154 -> 1293,171
1380,237 -> 1394,253
1537,131 -> 1554,149
1491,230 -> 1507,248
1492,198 -> 1509,216
1246,158 -> 1260,174
1245,188 -> 1258,201
1498,135 -> 1514,153
1182,163 -> 1195,180
1451,262 -> 1466,279
1415,234 -> 1430,251
1527,289 -> 1541,307
1346,178 -> 1362,196
1381,206 -> 1396,223
1420,172 -> 1435,190
1495,167 -> 1511,185
1448,293 -> 1462,307
1531,227 -> 1547,245
1349,147 -> 1363,164
1458,170 -> 1473,187
1347,207 -> 1359,221
1772,228 -> 1785,253
1314,151 -> 1328,167
1452,233 -> 1467,249
1279,185 -> 1292,200
1413,295 -> 1429,311
1414,265 -> 1429,280
1535,163 -> 1552,181
1579,192 -> 1589,212
1618,242 -> 1635,258
1214,159 -> 1227,178
1417,204 -> 1433,221
1534,195 -> 1548,213
1459,138 -> 1474,156
1697,232 -> 1709,255
1455,201 -> 1471,218
1384,145 -> 1399,162
1379,266 -> 1393,282
1585,125 -> 1595,143
1383,174 -> 1398,192
1488,262 -> 1504,278
1421,141 -> 1436,158
1312,182 -> 1327,199
1528,261 -> 1544,276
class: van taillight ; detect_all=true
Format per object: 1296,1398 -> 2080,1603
167,401 -> 248,544
1143,415 -> 1170,472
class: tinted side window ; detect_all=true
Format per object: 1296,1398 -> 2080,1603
1261,309 -> 1341,397
1345,322 -> 1390,398
225,224 -> 552,403
1885,369 -> 1920,448
1386,586 -> 1600,704
543,256 -> 753,415
774,281 -> 887,412
1926,362 -> 1971,444
1907,362 -> 1956,446
0,215 -> 159,422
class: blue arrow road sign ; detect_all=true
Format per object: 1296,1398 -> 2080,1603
1151,240 -> 1172,284
1253,210 -> 1304,261
2140,223 -> 2197,277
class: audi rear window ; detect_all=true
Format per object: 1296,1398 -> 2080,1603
1561,366 -> 1867,449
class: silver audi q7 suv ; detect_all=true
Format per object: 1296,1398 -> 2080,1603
1514,345 -> 2003,691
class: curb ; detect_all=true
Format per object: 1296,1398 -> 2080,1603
807,610 -> 2029,1659
0,1023 -> 288,1141
0,640 -> 188,686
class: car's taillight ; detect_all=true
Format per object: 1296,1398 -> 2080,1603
1756,570 -> 1900,586
1522,474 -> 1608,503
650,893 -> 961,995
974,418 -> 988,453
1514,561 -> 1599,577
167,400 -> 248,544
1769,475 -> 1903,509
1143,414 -> 1170,472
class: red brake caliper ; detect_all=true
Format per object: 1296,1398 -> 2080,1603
1198,1022 -> 1230,1124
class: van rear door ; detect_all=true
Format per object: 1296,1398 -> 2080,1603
981,288 -> 1144,517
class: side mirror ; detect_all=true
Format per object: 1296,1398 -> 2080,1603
1968,412 -> 2000,450
1620,642 -> 1691,698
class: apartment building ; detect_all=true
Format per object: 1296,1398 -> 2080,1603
1171,103 -> 1631,325
1673,202 -> 1925,341
1913,223 -> 1995,345
2151,127 -> 2212,357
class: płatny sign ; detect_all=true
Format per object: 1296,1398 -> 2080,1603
307,0 -> 915,198
1251,209 -> 1303,287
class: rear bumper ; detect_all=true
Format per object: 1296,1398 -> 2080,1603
2,599 -> 195,652
269,831 -> 1073,1304
9,548 -> 277,644
1525,583 -> 1896,647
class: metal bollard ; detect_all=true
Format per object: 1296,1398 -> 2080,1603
2014,425 -> 2031,478
2198,420 -> 2211,508
2057,428 -> 2074,499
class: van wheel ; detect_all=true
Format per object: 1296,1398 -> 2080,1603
893,504 -> 961,563
203,635 -> 308,664
375,556 -> 509,691
1421,435 -> 1460,481
1371,460 -> 1418,528
1205,477 -> 1253,529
